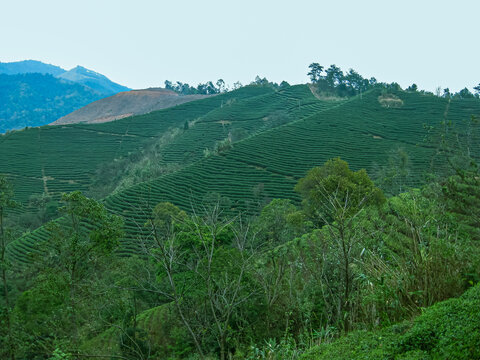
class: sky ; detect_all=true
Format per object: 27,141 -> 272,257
1,0 -> 479,92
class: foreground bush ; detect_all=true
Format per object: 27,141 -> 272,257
301,283 -> 480,360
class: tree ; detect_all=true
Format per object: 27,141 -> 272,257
474,83 -> 480,96
295,159 -> 385,331
22,191 -> 124,354
295,158 -> 385,226
324,65 -> 344,89
344,69 -> 367,95
187,208 -> 256,360
406,83 -> 418,92
216,79 -> 226,93
374,147 -> 411,195
142,202 -> 205,358
164,80 -> 174,90
456,87 -> 474,99
307,63 -> 324,83
254,198 -> 304,246
0,175 -> 16,360
143,201 -> 258,360
253,75 -> 269,86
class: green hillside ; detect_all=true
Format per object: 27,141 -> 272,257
0,85 -> 276,208
5,85 -> 480,263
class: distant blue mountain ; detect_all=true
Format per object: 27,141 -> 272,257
0,60 -> 66,76
57,65 -> 130,96
0,60 -> 131,132
0,60 -> 130,97
0,73 -> 104,133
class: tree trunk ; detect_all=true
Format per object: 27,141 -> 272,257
220,335 -> 226,360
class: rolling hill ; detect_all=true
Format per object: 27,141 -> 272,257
4,84 -> 480,263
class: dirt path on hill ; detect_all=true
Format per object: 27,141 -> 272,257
41,168 -> 51,195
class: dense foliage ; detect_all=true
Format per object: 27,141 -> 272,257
301,283 -> 480,359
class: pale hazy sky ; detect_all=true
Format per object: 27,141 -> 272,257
2,0 -> 479,92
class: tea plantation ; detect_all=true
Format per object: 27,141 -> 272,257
4,85 -> 480,262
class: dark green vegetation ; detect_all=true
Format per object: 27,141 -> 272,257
1,67 -> 480,358
301,283 -> 480,359
0,60 -> 130,132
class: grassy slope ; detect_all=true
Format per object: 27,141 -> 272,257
6,88 -> 480,262
300,282 -> 480,360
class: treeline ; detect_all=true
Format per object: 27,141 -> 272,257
308,62 -> 480,99
164,76 -> 290,95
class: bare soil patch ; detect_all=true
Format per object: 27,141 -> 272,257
378,94 -> 404,108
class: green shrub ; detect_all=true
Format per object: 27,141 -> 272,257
300,283 -> 480,360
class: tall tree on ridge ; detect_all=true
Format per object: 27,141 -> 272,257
307,63 -> 324,83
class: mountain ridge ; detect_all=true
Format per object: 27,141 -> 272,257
0,60 -> 65,76
0,60 -> 131,132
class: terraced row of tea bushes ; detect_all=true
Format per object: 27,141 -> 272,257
0,86 -> 277,208
0,125 -> 143,205
224,89 -> 480,186
160,85 -> 342,164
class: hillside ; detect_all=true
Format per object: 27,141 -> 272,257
4,85 -> 480,262
52,88 -> 210,125
0,85 -> 275,209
